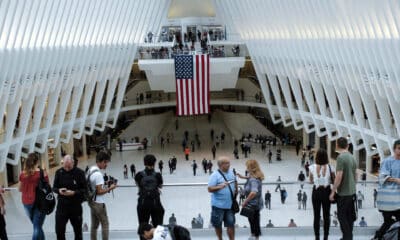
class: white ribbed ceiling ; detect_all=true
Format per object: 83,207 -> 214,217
216,0 -> 400,158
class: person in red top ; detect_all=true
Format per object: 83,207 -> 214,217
184,147 -> 190,161
19,153 -> 48,240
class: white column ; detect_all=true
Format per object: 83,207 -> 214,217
327,138 -> 332,163
64,137 -> 75,155
314,134 -> 320,149
365,153 -> 371,174
54,145 -> 62,164
0,171 -> 7,187
302,129 -> 308,149
354,149 -> 360,167
82,134 -> 88,160
42,148 -> 50,170
13,161 -> 21,184
106,134 -> 111,151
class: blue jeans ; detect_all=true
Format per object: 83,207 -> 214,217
23,204 -> 46,240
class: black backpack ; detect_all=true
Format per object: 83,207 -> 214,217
167,224 -> 191,240
139,171 -> 159,198
298,173 -> 305,181
84,169 -> 99,202
383,221 -> 400,240
35,169 -> 56,215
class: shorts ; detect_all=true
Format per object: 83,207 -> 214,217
211,206 -> 235,228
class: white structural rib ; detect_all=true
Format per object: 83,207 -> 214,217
0,0 -> 170,170
215,0 -> 400,157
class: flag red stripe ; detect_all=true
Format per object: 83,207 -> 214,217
185,79 -> 189,115
191,74 -> 195,115
205,55 -> 210,113
202,55 -> 205,114
196,55 -> 200,115
180,79 -> 184,116
176,78 -> 179,116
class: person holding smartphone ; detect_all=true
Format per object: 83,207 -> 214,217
53,155 -> 86,240
208,156 -> 237,240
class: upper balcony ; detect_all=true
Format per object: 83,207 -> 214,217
137,36 -> 247,92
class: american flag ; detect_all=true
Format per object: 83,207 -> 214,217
174,54 -> 210,116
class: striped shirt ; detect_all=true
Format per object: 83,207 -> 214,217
377,156 -> 400,211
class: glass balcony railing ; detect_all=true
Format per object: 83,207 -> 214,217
137,44 -> 245,60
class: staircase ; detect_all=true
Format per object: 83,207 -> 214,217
158,113 -> 233,147
218,110 -> 275,140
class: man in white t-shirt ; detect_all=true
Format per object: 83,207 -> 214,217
88,151 -> 117,240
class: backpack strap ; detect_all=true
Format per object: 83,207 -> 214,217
39,167 -> 48,181
87,169 -> 99,201
39,168 -> 44,181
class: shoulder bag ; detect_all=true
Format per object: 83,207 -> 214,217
218,170 -> 239,213
240,178 -> 260,218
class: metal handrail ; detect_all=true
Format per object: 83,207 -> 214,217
113,180 -> 378,188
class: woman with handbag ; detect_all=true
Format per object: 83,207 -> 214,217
237,159 -> 264,240
309,148 -> 335,240
19,153 -> 48,240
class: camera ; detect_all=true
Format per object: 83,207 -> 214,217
103,174 -> 118,188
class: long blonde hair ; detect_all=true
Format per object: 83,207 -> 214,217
246,159 -> 265,180
24,153 -> 39,176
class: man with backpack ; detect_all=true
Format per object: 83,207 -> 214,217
135,154 -> 165,240
138,222 -> 190,240
53,155 -> 86,240
88,151 -> 117,240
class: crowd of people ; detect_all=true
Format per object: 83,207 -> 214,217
0,133 -> 398,240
